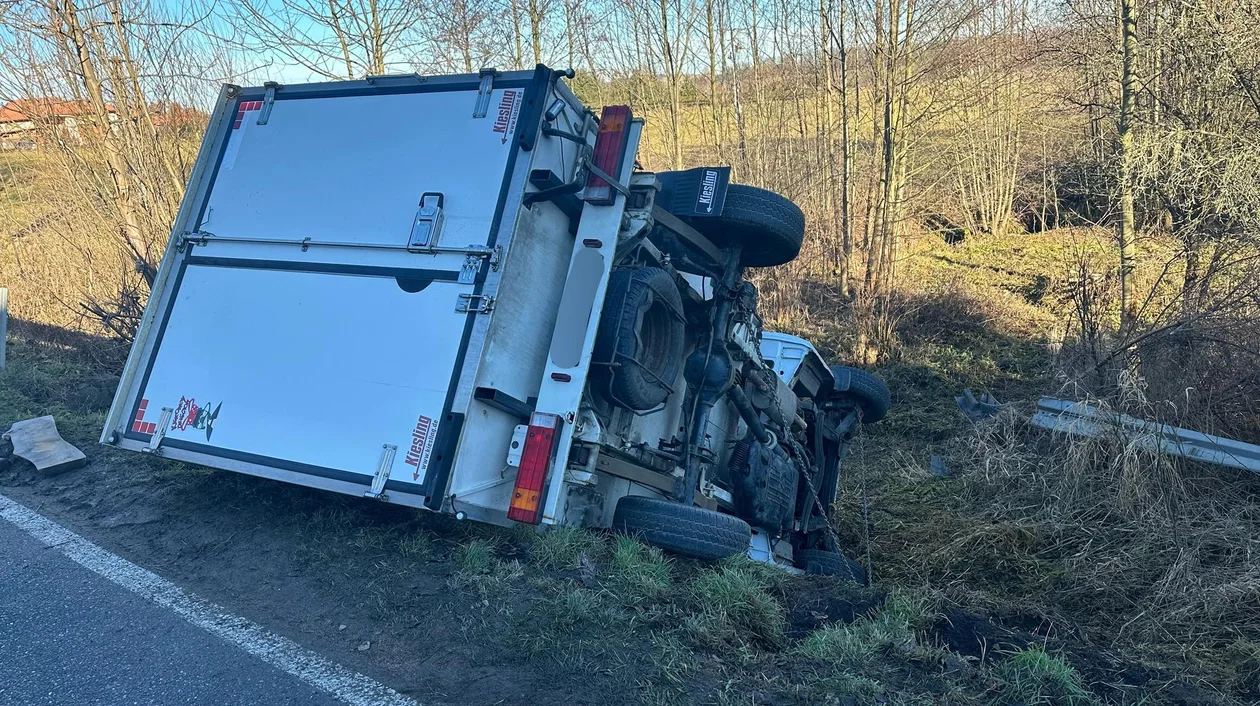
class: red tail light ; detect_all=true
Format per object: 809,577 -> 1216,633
585,105 -> 632,205
507,412 -> 562,523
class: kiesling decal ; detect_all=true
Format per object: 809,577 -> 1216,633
696,169 -> 720,214
172,396 -> 222,441
404,414 -> 438,480
491,89 -> 521,144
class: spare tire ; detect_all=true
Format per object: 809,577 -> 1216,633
680,184 -> 806,268
829,365 -> 891,424
592,267 -> 685,411
613,496 -> 751,560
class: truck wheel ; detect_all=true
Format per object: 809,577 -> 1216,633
682,184 -> 805,268
593,267 -> 685,411
796,549 -> 866,584
829,366 -> 891,424
613,496 -> 751,561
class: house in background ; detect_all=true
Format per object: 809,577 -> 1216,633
0,99 -> 118,149
147,101 -> 203,130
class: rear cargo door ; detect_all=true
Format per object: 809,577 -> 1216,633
118,79 -> 534,500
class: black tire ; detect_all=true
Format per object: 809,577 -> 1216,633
592,267 -> 685,411
829,365 -> 891,424
613,496 -> 752,561
681,184 -> 806,268
796,549 -> 866,584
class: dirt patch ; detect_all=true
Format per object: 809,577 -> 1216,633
930,606 -> 1225,705
780,576 -> 886,639
933,607 -> 1039,659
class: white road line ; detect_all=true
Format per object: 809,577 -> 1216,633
0,493 -> 420,706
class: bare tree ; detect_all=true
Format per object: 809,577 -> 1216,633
416,0 -> 497,73
222,0 -> 422,79
1117,0 -> 1138,325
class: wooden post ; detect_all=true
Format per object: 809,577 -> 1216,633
0,287 -> 7,370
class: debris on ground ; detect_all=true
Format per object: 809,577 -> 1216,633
956,389 -> 1003,423
1032,396 -> 1260,473
4,415 -> 86,476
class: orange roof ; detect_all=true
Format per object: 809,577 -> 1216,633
0,99 -> 116,124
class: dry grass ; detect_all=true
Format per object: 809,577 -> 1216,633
776,228 -> 1260,701
891,382 -> 1260,687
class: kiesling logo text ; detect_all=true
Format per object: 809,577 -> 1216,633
405,414 -> 437,479
492,90 -> 521,144
697,169 -> 719,213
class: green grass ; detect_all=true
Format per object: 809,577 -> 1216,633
794,591 -> 934,665
607,536 -> 673,605
0,340 -> 118,439
530,524 -> 603,570
994,646 -> 1100,706
684,557 -> 788,649
454,538 -> 498,575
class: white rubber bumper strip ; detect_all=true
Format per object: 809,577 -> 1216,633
0,493 -> 419,706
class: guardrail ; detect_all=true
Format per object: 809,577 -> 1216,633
1031,396 -> 1260,474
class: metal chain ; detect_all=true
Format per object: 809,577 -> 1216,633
791,435 -> 844,554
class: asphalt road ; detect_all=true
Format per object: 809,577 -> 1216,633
0,519 -> 344,706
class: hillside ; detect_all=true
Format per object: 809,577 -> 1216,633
3,224 -> 1255,705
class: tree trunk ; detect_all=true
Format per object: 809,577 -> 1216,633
705,0 -> 720,157
1118,0 -> 1138,326
660,0 -> 682,169
821,0 -> 841,282
727,0 -> 747,176
564,0 -> 575,68
529,0 -> 543,65
837,0 -> 853,296
368,0 -> 385,74
511,0 -> 525,69
54,0 -> 153,283
328,0 -> 356,78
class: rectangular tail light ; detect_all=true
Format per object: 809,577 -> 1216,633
507,412 -> 563,524
584,105 -> 632,205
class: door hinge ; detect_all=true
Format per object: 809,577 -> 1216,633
473,68 -> 498,118
459,254 -> 480,284
457,246 -> 500,283
142,407 -> 174,454
257,81 -> 280,125
364,444 -> 398,500
456,293 -> 495,314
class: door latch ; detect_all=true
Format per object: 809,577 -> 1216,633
408,192 -> 444,251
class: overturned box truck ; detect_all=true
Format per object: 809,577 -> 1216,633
102,66 -> 889,577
